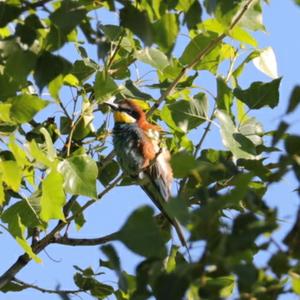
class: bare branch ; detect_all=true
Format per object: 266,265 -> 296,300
12,278 -> 83,295
53,232 -> 117,246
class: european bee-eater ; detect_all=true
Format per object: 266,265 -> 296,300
105,98 -> 186,247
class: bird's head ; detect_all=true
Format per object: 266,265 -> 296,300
105,98 -> 145,124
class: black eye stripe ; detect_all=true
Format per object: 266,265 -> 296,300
120,108 -> 139,119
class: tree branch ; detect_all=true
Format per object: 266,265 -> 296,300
22,0 -> 52,11
53,232 -> 118,246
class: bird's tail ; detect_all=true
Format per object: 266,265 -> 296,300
140,184 -> 187,247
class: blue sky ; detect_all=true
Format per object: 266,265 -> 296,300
1,1 -> 300,299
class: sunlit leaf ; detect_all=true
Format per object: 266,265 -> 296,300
136,48 -> 169,71
0,161 -> 22,192
215,110 -> 257,160
40,169 -> 66,222
290,272 -> 300,295
58,154 -> 98,198
253,47 -> 279,79
161,94 -> 208,133
180,32 -> 222,73
9,95 -> 49,124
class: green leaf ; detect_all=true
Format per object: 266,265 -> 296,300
101,244 -> 121,271
48,75 -> 63,101
166,197 -> 189,225
180,32 -> 222,73
120,4 -> 153,45
183,0 -> 202,29
214,0 -> 243,26
40,169 -> 65,222
153,13 -> 179,52
116,206 -> 167,258
0,103 -> 12,123
1,201 -> 41,263
27,139 -> 53,168
161,94 -> 208,133
94,71 -> 118,103
0,161 -> 22,192
215,110 -> 257,160
287,85 -> 300,114
98,160 -> 120,186
136,48 -> 169,71
72,60 -> 96,83
34,52 -> 72,91
40,127 -> 57,161
206,275 -> 235,298
8,95 -> 49,124
252,47 -> 279,79
239,117 -> 263,146
8,136 -> 28,168
238,0 -> 265,31
70,200 -> 86,231
233,78 -> 282,109
5,50 -> 37,85
171,151 -> 197,178
58,154 -> 98,198
285,135 -> 300,156
74,273 -> 114,298
290,272 -> 300,295
50,2 -> 86,35
217,77 -> 233,113
229,26 -> 258,47
1,281 -> 27,293
0,3 -> 21,27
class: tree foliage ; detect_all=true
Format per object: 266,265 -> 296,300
0,0 -> 300,299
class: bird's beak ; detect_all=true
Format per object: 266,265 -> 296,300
104,97 -> 119,110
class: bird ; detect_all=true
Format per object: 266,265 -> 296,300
105,98 -> 187,247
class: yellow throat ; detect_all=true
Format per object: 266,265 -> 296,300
114,111 -> 136,123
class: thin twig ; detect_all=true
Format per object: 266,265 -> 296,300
12,278 -> 84,295
107,31 -> 125,71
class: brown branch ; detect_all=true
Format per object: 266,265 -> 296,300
147,0 -> 255,116
12,278 -> 83,295
53,232 -> 118,246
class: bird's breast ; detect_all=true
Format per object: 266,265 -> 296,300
113,123 -> 145,176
